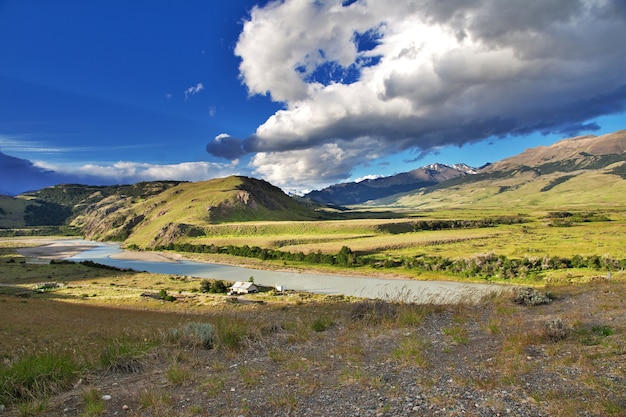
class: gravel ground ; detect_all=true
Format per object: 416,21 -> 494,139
9,279 -> 626,417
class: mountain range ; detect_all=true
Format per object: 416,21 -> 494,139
303,163 -> 479,206
1,129 -> 625,244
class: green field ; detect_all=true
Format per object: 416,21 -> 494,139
147,208 -> 626,284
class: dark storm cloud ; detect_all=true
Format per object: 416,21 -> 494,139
205,134 -> 247,160
0,151 -> 76,195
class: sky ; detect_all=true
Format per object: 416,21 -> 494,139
1,0 -> 625,196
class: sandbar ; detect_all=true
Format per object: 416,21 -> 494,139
109,251 -> 183,263
6,238 -> 183,264
13,239 -> 98,260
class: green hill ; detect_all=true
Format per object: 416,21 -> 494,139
0,195 -> 29,228
20,181 -> 182,213
71,176 -> 325,246
1,182 -> 182,231
362,130 -> 626,210
0,195 -> 75,230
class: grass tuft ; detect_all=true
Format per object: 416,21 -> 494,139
166,363 -> 191,385
393,337 -> 429,367
99,336 -> 155,374
139,387 -> 172,413
0,352 -> 80,405
443,325 -> 469,345
81,388 -> 105,417
350,299 -> 398,324
214,316 -> 250,352
311,315 -> 334,332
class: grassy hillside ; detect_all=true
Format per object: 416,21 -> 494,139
386,163 -> 626,210
361,130 -> 626,211
73,176 -> 326,246
21,181 -> 182,214
0,195 -> 28,228
1,182 -> 183,230
0,195 -> 75,231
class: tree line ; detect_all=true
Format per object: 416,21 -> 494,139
154,242 -> 624,280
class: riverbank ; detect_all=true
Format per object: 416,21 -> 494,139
5,237 -> 509,304
7,238 -> 181,264
7,237 -> 426,281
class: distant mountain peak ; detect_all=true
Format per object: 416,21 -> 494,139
451,163 -> 478,174
304,162 -> 475,205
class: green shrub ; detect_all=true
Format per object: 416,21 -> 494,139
158,289 -> 176,302
545,317 -> 570,342
199,279 -> 228,294
513,287 -> 552,306
169,322 -> 215,349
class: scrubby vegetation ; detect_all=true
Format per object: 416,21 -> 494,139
513,287 -> 553,306
154,241 -> 625,281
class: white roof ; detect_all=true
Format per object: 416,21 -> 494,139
230,281 -> 256,290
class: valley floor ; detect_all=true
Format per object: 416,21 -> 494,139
1,238 -> 625,416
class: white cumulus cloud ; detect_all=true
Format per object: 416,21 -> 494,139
208,0 -> 626,190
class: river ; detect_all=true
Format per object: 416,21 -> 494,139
65,241 -> 507,303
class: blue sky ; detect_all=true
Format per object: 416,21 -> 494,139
1,0 -> 625,195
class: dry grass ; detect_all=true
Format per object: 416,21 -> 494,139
1,240 -> 625,416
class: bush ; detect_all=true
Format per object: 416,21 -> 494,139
158,289 -> 176,302
199,279 -> 228,294
169,322 -> 215,349
513,287 -> 552,306
545,318 -> 570,341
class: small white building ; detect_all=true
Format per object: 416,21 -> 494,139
228,281 -> 258,295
